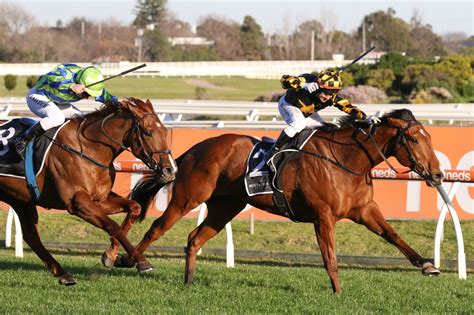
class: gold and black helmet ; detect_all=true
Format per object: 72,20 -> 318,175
317,68 -> 342,90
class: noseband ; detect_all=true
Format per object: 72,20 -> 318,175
369,122 -> 428,180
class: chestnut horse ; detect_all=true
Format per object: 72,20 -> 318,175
120,109 -> 443,293
0,98 -> 176,285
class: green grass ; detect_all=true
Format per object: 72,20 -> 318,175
1,210 -> 472,261
0,76 -> 280,101
1,209 -> 473,312
0,250 -> 472,313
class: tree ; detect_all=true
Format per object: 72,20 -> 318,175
357,10 -> 412,53
146,29 -> 172,61
197,16 -> 244,60
408,26 -> 446,58
290,20 -> 325,60
133,0 -> 167,28
240,15 -> 265,60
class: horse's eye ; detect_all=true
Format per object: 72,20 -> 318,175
144,130 -> 152,137
410,137 -> 418,144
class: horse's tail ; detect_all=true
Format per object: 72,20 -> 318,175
131,154 -> 187,221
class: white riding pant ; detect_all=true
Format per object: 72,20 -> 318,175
278,95 -> 326,137
26,87 -> 82,130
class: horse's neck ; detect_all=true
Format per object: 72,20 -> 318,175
317,126 -> 395,174
77,113 -> 132,160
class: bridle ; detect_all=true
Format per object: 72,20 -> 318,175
101,111 -> 171,171
367,121 -> 429,180
299,120 -> 429,180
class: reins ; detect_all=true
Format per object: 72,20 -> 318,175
298,120 -> 426,178
48,108 -> 170,171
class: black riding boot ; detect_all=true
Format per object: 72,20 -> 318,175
266,131 -> 292,163
13,123 -> 46,159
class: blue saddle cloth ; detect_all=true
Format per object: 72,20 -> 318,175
244,140 -> 274,196
0,118 -> 62,178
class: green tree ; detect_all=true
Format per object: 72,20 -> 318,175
4,74 -> 17,91
146,29 -> 172,61
133,0 -> 167,28
358,9 -> 411,53
367,69 -> 395,93
240,15 -> 265,60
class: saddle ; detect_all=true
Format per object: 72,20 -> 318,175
0,118 -> 63,178
244,129 -> 317,221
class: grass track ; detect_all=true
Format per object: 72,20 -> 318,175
0,249 -> 473,313
0,76 -> 279,101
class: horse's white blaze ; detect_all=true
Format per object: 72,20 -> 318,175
168,154 -> 178,173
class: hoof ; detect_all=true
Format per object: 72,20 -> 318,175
114,255 -> 136,268
101,252 -> 116,270
136,260 -> 154,273
422,262 -> 440,276
58,273 -> 77,286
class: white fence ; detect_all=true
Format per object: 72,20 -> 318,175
0,60 -> 375,80
1,97 -> 473,126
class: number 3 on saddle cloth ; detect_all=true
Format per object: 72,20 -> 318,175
244,129 -> 317,221
0,118 -> 64,203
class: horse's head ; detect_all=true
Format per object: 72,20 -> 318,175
382,109 -> 444,187
119,98 -> 177,183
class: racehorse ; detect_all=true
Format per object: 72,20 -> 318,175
117,109 -> 444,293
0,97 -> 177,285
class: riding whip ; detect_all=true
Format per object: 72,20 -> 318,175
86,63 -> 147,88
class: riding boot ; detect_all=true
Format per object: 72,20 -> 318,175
13,123 -> 46,159
266,131 -> 291,163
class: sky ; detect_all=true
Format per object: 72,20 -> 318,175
8,0 -> 474,36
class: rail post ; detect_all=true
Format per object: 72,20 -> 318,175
434,184 -> 466,279
5,207 -> 23,257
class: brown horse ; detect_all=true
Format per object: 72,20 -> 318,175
119,109 -> 443,293
0,97 -> 176,285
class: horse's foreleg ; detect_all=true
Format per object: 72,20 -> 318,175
185,197 -> 245,284
313,214 -> 340,294
14,204 -> 76,285
114,199 -> 195,269
69,191 -> 152,273
96,192 -> 141,269
350,201 -> 439,275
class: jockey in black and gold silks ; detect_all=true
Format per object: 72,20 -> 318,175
280,71 -> 366,119
266,68 -> 381,164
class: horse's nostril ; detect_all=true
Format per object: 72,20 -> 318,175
162,167 -> 175,178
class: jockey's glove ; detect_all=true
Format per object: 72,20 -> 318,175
301,82 -> 319,93
367,115 -> 381,124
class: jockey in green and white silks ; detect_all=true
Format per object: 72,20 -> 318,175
13,63 -> 118,158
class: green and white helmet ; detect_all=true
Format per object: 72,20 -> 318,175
75,66 -> 104,97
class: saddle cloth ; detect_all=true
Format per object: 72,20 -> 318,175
0,118 -> 64,178
244,129 -> 317,196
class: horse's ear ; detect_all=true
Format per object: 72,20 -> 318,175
387,117 -> 408,129
146,99 -> 152,106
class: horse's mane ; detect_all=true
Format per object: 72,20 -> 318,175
81,102 -> 118,120
336,109 -> 417,129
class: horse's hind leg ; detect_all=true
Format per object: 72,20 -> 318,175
95,192 -> 142,269
185,197 -> 246,284
349,201 -> 439,275
13,203 -> 76,285
69,191 -> 152,273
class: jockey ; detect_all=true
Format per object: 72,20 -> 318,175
13,63 -> 119,158
267,68 -> 381,159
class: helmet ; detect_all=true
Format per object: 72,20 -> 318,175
317,68 -> 342,90
75,66 -> 104,97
